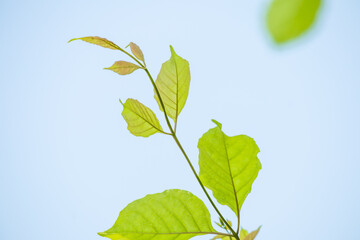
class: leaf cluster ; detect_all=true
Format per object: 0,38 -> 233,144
69,37 -> 262,240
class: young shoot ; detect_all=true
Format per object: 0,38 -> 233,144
69,36 -> 262,240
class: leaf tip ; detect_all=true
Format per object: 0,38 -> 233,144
97,232 -> 106,237
211,119 -> 222,129
119,98 -> 124,105
67,38 -> 78,43
169,45 -> 176,55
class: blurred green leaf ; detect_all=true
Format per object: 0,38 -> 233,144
99,189 -> 218,240
120,98 -> 163,137
198,120 -> 261,216
267,0 -> 322,43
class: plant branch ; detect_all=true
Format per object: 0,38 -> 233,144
171,134 -> 240,240
116,47 -> 144,67
143,68 -> 175,135
117,48 -> 240,240
142,68 -> 240,240
236,215 -> 240,235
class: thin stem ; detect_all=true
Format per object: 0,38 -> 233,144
116,47 -> 174,134
236,215 -> 240,235
174,119 -> 178,134
160,131 -> 172,135
143,68 -> 175,135
116,47 -> 145,68
208,232 -> 233,237
171,134 -> 239,240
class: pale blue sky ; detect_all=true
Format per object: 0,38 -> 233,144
1,1 -> 359,240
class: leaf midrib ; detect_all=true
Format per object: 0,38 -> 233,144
125,101 -> 163,133
220,130 -> 240,217
173,55 -> 179,127
102,231 -> 231,236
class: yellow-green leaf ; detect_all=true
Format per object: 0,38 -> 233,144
215,218 -> 233,233
154,46 -> 190,122
68,36 -> 120,50
105,61 -> 141,75
198,120 -> 261,216
211,235 -> 232,240
99,189 -> 218,240
243,227 -> 261,240
267,0 -> 322,43
240,228 -> 249,240
121,98 -> 163,137
129,42 -> 145,63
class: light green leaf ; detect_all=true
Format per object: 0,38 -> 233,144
129,42 -> 145,63
243,227 -> 261,240
224,220 -> 232,231
154,46 -> 191,123
215,222 -> 224,229
211,235 -> 232,240
99,189 -> 220,240
120,98 -> 164,137
215,218 -> 232,232
105,61 -> 141,75
267,0 -> 322,43
68,36 -> 121,50
198,120 -> 261,216
239,228 -> 249,240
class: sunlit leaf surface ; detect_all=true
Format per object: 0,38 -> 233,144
121,98 -> 163,137
154,46 -> 190,122
243,227 -> 261,240
129,42 -> 145,63
68,36 -> 121,50
99,189 -> 218,240
105,61 -> 141,75
198,120 -> 261,216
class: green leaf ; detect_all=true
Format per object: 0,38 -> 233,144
215,218 -> 232,232
154,46 -> 191,123
211,235 -> 232,240
120,98 -> 164,137
68,36 -> 121,50
224,220 -> 232,231
198,120 -> 261,216
219,217 -> 225,226
215,222 -> 224,229
105,61 -> 141,75
99,189 -> 220,240
211,225 -> 260,240
267,0 -> 322,43
239,228 -> 249,240
128,42 -> 145,63
243,227 -> 261,240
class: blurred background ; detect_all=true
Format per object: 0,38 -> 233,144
1,0 -> 359,239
